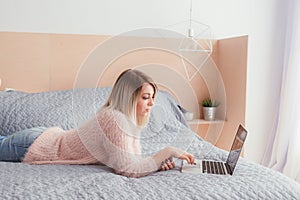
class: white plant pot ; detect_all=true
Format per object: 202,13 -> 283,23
203,107 -> 217,121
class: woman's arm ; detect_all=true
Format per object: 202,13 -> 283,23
152,146 -> 194,166
113,146 -> 194,178
99,110 -> 194,178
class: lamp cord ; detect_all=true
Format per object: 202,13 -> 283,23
189,0 -> 192,29
188,0 -> 194,37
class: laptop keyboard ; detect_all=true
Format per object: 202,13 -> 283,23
202,161 -> 227,175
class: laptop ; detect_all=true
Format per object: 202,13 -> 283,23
181,124 -> 248,175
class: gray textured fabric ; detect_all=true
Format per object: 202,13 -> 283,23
1,89 -> 300,199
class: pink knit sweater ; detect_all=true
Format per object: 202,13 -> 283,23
23,109 -> 170,177
22,127 -> 98,165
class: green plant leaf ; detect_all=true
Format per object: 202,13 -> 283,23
201,97 -> 220,107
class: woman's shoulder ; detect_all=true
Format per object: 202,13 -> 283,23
97,109 -> 129,127
97,108 -> 126,120
97,109 -> 138,134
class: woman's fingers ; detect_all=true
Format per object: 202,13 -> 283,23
187,153 -> 195,164
180,152 -> 195,164
161,163 -> 170,171
160,158 -> 175,171
169,146 -> 194,164
166,160 -> 175,169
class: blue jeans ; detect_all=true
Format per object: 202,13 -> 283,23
0,127 -> 47,162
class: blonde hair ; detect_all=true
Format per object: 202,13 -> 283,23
102,69 -> 158,127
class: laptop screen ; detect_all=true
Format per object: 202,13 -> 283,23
225,124 -> 248,175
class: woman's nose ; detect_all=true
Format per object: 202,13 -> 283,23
148,98 -> 154,106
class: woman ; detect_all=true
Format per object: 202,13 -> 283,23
0,69 -> 194,178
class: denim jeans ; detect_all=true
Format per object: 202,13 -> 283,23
0,127 -> 47,162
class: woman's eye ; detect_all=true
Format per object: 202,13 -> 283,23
142,94 -> 155,100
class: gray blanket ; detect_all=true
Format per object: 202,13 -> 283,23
1,89 -> 300,200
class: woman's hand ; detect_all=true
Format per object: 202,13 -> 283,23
167,146 -> 195,164
153,146 -> 195,171
160,157 -> 175,171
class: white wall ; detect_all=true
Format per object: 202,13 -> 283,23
0,0 -> 253,37
0,0 -> 286,163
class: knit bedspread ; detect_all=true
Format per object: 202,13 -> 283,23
1,89 -> 300,199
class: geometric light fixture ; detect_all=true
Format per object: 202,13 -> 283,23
177,0 -> 214,81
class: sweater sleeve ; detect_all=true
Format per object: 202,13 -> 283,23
98,110 -> 172,178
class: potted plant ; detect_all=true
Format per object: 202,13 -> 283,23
201,98 -> 220,121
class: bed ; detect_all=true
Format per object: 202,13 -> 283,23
1,88 -> 300,200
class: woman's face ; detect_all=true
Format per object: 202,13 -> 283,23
136,83 -> 155,118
